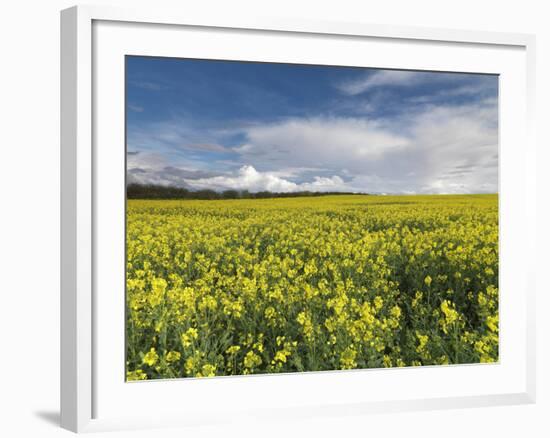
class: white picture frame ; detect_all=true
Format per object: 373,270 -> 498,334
60,4 -> 537,433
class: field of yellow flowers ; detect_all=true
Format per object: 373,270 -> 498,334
126,194 -> 498,380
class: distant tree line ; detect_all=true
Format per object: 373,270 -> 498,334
127,183 -> 365,200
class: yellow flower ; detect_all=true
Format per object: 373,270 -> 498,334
274,349 -> 291,363
243,351 -> 262,369
390,305 -> 401,319
475,340 -> 490,355
226,345 -> 241,355
185,357 -> 196,375
373,296 -> 384,311
200,364 -> 216,377
165,351 -> 181,362
415,331 -> 429,353
264,306 -> 276,319
148,278 -> 167,307
126,369 -> 147,381
486,315 -> 498,332
142,348 -> 159,367
126,194 -> 499,376
439,300 -> 462,334
198,295 -> 218,311
296,311 -> 314,341
412,291 -> 423,308
181,328 -> 199,348
340,346 -> 357,369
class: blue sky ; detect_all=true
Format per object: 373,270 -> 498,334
126,56 -> 498,194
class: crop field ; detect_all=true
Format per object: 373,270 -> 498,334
125,194 -> 498,381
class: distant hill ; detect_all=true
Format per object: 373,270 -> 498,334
127,183 -> 366,200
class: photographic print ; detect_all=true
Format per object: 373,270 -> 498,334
125,56 -> 498,381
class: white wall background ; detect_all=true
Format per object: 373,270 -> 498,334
0,1 -> 547,436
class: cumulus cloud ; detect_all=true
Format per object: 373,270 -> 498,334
126,58 -> 498,195
190,165 -> 295,192
186,166 -> 349,193
126,92 -> 497,195
408,101 -> 497,193
127,98 -> 497,194
127,149 -> 351,192
299,176 -> 348,192
237,117 -> 410,163
231,100 -> 497,194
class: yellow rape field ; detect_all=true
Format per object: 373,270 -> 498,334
126,194 -> 498,381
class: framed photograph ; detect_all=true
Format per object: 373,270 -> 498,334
61,5 -> 536,433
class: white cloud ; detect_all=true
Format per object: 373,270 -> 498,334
127,151 -> 167,171
232,100 -> 497,194
128,104 -> 144,113
191,165 -> 296,192
407,83 -> 497,104
127,151 -> 223,187
337,70 -> 427,95
238,117 -> 409,163
185,143 -> 229,152
299,176 -> 348,192
336,70 -> 495,99
187,166 -> 350,193
130,80 -> 165,91
127,100 -> 498,195
127,117 -> 236,156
